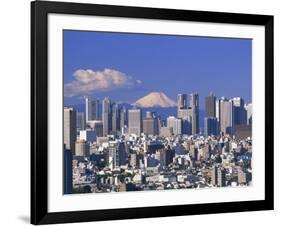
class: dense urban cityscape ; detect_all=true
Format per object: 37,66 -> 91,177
63,92 -> 252,194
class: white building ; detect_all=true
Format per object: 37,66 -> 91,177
244,103 -> 252,125
85,96 -> 99,122
128,109 -> 142,136
79,129 -> 97,143
167,116 -> 182,135
219,98 -> 234,135
87,120 -> 103,137
64,107 -> 76,154
75,140 -> 90,156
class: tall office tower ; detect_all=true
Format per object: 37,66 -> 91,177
63,148 -> 73,194
178,108 -> 191,119
143,111 -> 159,135
92,99 -> 100,120
220,98 -> 234,135
232,97 -> 247,125
102,97 -> 112,136
211,166 -> 226,187
177,94 -> 188,110
108,141 -> 127,169
204,117 -> 218,136
177,104 -> 193,134
157,116 -> 162,134
85,97 -> 99,122
205,92 -> 216,117
75,139 -> 90,156
87,120 -> 103,137
167,116 -> 182,135
76,112 -> 85,131
128,108 -> 142,136
120,107 -> 127,129
64,107 -> 77,154
177,93 -> 188,118
244,103 -> 252,125
182,118 -> 192,135
189,106 -> 198,135
189,93 -> 199,134
216,99 -> 221,132
111,103 -> 120,134
190,93 -> 199,108
85,97 -> 91,123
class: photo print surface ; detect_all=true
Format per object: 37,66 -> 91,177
63,30 -> 252,194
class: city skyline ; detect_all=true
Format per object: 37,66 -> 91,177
64,91 -> 252,194
64,30 -> 252,107
73,92 -> 251,135
65,91 -> 252,112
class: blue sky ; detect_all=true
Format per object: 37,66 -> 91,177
63,30 -> 252,107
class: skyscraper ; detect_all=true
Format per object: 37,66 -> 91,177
111,103 -> 120,134
87,120 -> 103,137
204,117 -> 218,136
232,97 -> 247,126
92,99 -> 100,120
216,98 -> 223,133
108,141 -> 127,169
177,94 -> 188,110
190,93 -> 199,134
64,107 -> 76,154
245,103 -> 252,125
205,92 -> 216,118
85,97 -> 99,122
128,109 -> 142,135
189,106 -> 198,135
85,97 -> 91,123
167,116 -> 182,135
190,93 -> 199,109
177,93 -> 189,119
177,109 -> 189,119
75,139 -> 90,156
102,97 -> 111,136
143,111 -> 159,135
76,112 -> 85,131
220,98 -> 234,135
63,148 -> 73,194
182,118 -> 192,135
120,107 -> 127,129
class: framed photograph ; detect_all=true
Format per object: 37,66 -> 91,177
31,1 -> 274,224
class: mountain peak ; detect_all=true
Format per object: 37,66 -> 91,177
134,92 -> 177,108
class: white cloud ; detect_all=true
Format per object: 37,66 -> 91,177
64,68 -> 142,97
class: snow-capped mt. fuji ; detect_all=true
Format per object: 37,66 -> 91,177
134,92 -> 177,108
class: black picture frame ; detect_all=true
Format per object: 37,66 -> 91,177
31,0 -> 274,224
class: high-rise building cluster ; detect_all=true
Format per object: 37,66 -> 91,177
63,92 -> 252,194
